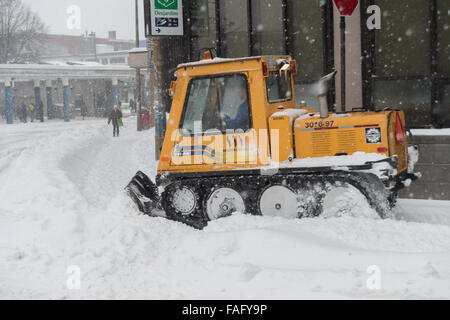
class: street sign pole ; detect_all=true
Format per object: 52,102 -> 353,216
333,0 -> 359,113
135,0 -> 142,132
144,0 -> 184,160
340,15 -> 346,112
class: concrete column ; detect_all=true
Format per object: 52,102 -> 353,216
34,80 -> 43,122
5,78 -> 13,124
63,78 -> 70,122
46,79 -> 53,120
112,77 -> 119,107
333,3 -> 363,111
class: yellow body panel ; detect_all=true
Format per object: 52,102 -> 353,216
268,115 -> 294,162
294,111 -> 408,174
158,55 -> 409,176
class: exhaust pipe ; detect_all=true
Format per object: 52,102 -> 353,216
318,71 -> 337,119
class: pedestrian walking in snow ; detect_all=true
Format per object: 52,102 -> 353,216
29,103 -> 35,122
81,104 -> 87,120
21,102 -> 28,123
108,105 -> 123,137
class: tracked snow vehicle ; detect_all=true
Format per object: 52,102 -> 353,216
127,54 -> 420,229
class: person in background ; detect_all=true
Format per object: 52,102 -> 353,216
81,104 -> 87,120
108,105 -> 123,137
22,101 -> 28,123
221,86 -> 250,130
129,99 -> 136,113
29,102 -> 35,122
15,103 -> 21,121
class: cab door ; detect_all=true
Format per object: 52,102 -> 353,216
171,73 -> 257,169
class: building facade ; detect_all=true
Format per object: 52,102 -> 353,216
157,0 -> 449,129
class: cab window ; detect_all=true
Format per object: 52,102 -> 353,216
180,74 -> 251,135
266,71 -> 293,103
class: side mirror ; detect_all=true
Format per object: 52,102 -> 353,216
169,81 -> 177,97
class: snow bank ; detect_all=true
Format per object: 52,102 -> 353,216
411,128 -> 450,136
1,118 -> 450,300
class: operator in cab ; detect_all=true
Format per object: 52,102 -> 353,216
222,86 -> 249,130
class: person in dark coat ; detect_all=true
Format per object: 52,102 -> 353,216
108,105 -> 123,137
222,86 -> 250,130
81,104 -> 87,120
21,102 -> 28,123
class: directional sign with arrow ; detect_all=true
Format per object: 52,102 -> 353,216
145,0 -> 184,36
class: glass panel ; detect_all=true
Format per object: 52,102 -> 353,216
266,71 -> 293,103
434,83 -> 450,127
289,0 -> 325,82
437,0 -> 450,75
220,0 -> 250,57
373,79 -> 431,127
374,0 -> 430,77
251,0 -> 285,55
190,0 -> 218,60
181,74 -> 251,133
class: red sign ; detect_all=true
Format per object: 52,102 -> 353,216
333,0 -> 359,16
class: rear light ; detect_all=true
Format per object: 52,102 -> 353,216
377,147 -> 388,153
169,81 -> 177,97
290,60 -> 298,75
160,156 -> 170,162
203,50 -> 212,60
262,61 -> 269,77
395,112 -> 406,144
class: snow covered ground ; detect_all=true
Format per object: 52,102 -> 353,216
1,117 -> 450,300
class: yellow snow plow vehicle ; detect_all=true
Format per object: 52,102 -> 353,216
126,54 -> 420,229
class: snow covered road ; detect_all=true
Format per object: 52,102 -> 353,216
1,118 -> 450,299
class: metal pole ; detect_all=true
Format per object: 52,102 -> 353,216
5,78 -> 13,124
135,0 -> 142,131
153,37 -> 165,161
63,78 -> 71,122
46,79 -> 53,120
340,15 -> 346,112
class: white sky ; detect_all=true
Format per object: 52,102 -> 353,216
22,0 -> 146,40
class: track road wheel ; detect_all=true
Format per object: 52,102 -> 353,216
162,183 -> 207,229
205,187 -> 246,221
258,185 -> 300,219
320,183 -> 381,219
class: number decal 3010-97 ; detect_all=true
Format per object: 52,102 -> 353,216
304,121 -> 335,129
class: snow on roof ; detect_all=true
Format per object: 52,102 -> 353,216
66,61 -> 104,66
129,47 -> 148,53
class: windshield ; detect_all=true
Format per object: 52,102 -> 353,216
180,74 -> 251,134
266,71 -> 293,103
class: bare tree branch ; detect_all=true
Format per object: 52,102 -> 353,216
0,0 -> 47,64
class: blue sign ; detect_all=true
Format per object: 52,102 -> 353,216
155,17 -> 179,28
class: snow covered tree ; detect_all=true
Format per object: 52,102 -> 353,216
0,0 -> 47,64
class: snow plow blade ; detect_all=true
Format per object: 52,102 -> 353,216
125,171 -> 161,215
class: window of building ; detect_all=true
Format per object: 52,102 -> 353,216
288,0 -> 327,83
219,0 -> 250,57
251,0 -> 285,55
181,74 -> 251,134
375,0 -> 430,77
190,0 -> 218,60
110,57 -> 125,64
437,0 -> 450,75
370,0 -> 432,127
